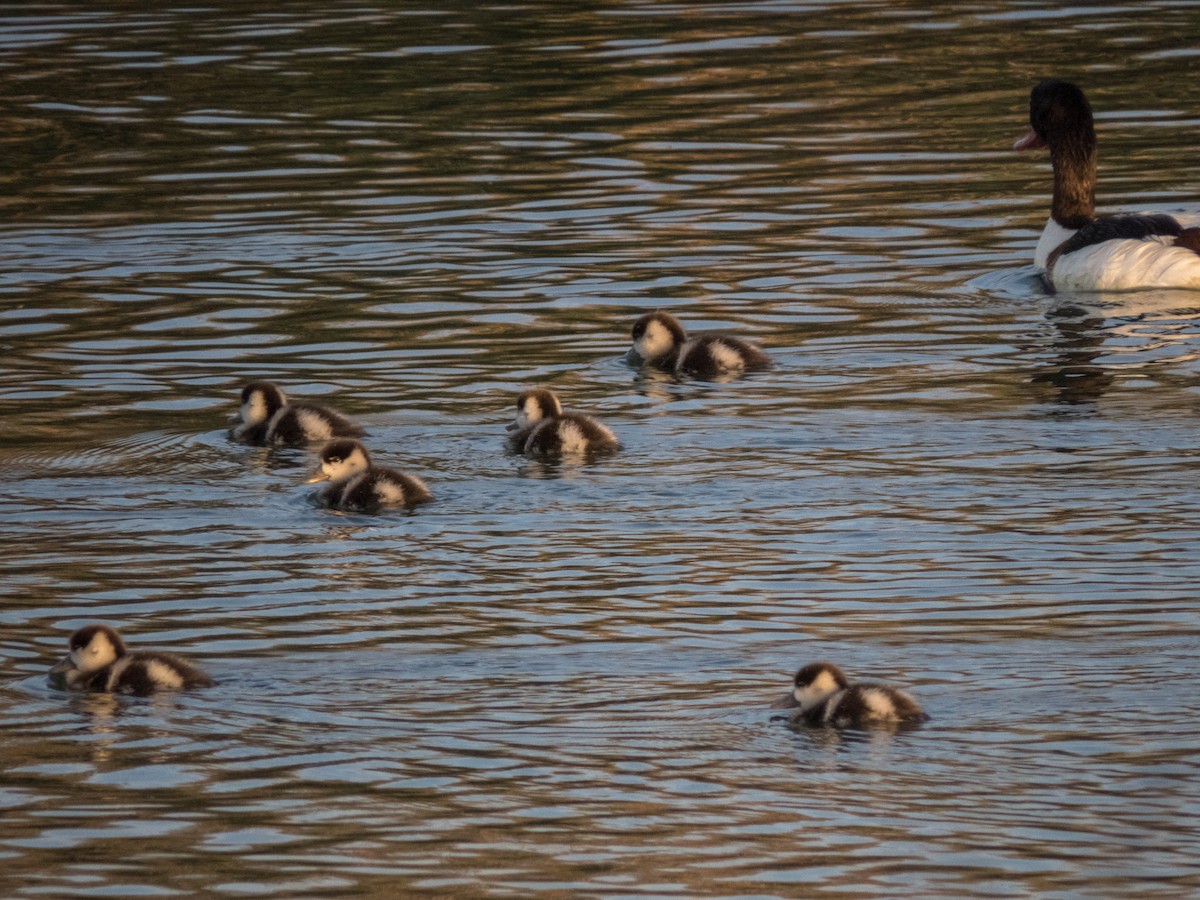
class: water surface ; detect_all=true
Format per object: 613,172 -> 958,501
2,1 -> 1200,896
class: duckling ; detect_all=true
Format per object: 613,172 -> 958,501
306,438 -> 433,511
230,381 -> 365,446
49,624 -> 215,695
630,311 -> 771,380
771,662 -> 927,729
506,388 -> 621,456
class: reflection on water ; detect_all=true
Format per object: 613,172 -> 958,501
3,0 -> 1200,896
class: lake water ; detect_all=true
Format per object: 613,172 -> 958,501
2,1 -> 1200,896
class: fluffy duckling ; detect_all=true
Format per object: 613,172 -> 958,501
307,438 -> 433,511
771,662 -> 927,729
506,388 -> 621,457
230,381 -> 365,446
49,624 -> 215,695
630,311 -> 771,380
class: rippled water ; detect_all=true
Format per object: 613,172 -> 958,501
3,1 -> 1200,896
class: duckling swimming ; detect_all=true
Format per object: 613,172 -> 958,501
772,662 -> 927,728
506,388 -> 621,456
307,438 -> 433,511
49,624 -> 215,695
630,311 -> 771,380
230,381 -> 365,446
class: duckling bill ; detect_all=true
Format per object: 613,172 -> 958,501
506,388 -> 621,457
307,438 -> 433,512
50,624 -> 215,695
772,662 -> 927,729
230,381 -> 365,446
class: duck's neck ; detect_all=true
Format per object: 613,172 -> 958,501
1049,136 -> 1096,229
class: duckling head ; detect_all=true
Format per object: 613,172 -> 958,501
50,624 -> 126,676
235,381 -> 287,426
771,662 -> 848,712
307,438 -> 372,484
630,311 -> 686,364
509,388 -> 563,432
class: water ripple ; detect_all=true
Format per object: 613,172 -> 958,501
3,0 -> 1200,896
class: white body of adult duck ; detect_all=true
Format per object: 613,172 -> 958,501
231,381 -> 365,446
506,388 -> 621,457
307,438 -> 433,511
771,662 -> 927,729
1015,79 -> 1200,293
50,624 -> 215,695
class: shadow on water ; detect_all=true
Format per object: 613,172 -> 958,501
1032,304 -> 1117,408
1029,291 -> 1200,410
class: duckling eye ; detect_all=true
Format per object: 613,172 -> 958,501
329,456 -> 342,464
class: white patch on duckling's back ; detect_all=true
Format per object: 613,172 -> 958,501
296,409 -> 334,441
146,659 -> 185,690
557,420 -> 588,454
861,687 -> 897,720
376,478 -> 406,504
707,339 -> 747,372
